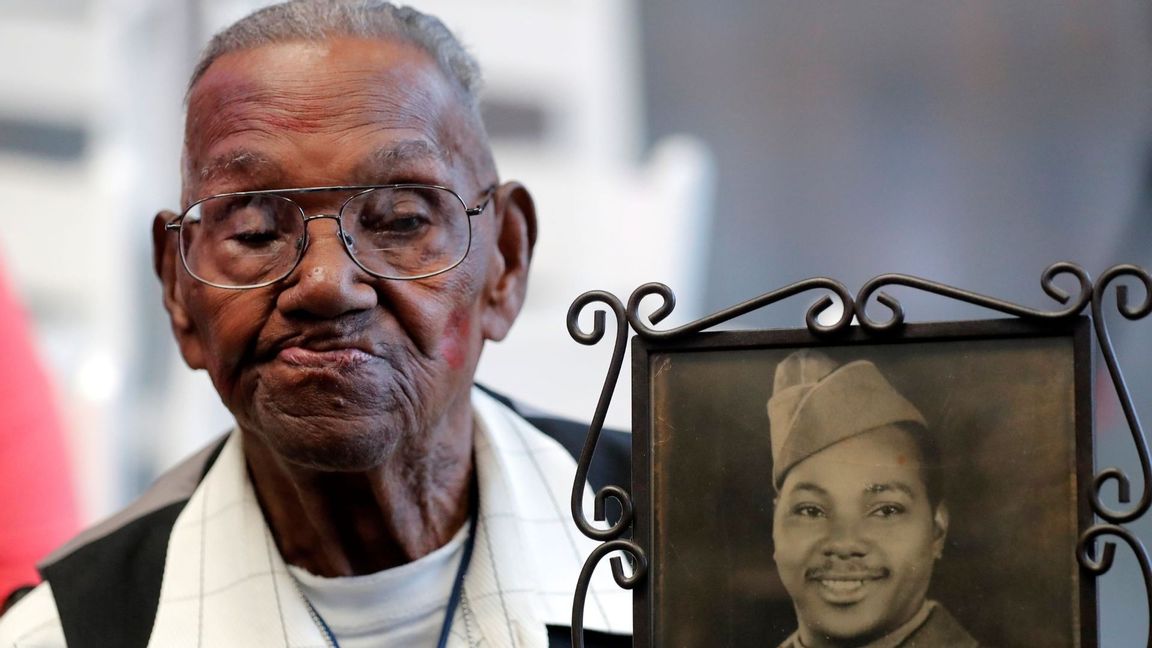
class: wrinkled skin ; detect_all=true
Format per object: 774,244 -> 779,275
152,37 -> 536,575
772,426 -> 948,647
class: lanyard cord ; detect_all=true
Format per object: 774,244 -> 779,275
436,478 -> 479,648
294,478 -> 480,648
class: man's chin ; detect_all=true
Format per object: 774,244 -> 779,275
797,599 -> 893,647
253,421 -> 404,472
239,393 -> 416,472
235,366 -> 423,465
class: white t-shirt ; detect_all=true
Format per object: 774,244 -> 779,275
287,524 -> 468,648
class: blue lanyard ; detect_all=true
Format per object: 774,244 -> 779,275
437,485 -> 479,648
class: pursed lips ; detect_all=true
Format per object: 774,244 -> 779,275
263,331 -> 384,369
277,345 -> 375,368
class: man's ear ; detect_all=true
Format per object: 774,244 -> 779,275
479,181 -> 537,342
932,501 -> 950,560
152,211 -> 206,369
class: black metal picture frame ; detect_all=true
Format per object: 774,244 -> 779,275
566,262 -> 1152,648
640,319 -> 1093,647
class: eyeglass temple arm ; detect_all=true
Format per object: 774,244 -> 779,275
466,185 -> 498,217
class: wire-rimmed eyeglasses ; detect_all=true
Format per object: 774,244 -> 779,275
164,184 -> 495,289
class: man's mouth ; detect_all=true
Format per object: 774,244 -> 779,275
820,578 -> 866,591
805,568 -> 888,604
276,346 -> 375,369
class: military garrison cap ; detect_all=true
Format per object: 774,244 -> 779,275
767,350 -> 927,489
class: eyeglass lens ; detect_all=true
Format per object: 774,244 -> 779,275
178,186 -> 471,287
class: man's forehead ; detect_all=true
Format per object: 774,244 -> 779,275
190,36 -> 444,94
181,37 -> 477,194
188,40 -> 453,127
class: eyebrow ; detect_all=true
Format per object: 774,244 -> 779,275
198,150 -> 279,187
352,139 -> 448,182
864,482 -> 917,498
786,481 -> 918,499
789,482 -> 829,496
375,139 -> 446,166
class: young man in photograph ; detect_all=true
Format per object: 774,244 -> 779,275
767,350 -> 980,648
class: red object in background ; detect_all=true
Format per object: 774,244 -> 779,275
0,256 -> 79,599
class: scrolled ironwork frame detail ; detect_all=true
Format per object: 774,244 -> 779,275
566,290 -> 643,648
566,290 -> 636,543
1089,264 -> 1152,525
855,261 -> 1093,333
1078,524 -> 1152,645
625,277 -> 856,339
570,539 -> 648,645
568,262 -> 1152,647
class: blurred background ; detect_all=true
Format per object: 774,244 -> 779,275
1,0 -> 1150,642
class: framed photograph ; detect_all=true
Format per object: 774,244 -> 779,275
630,318 -> 1094,647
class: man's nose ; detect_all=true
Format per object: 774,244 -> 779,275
276,216 -> 378,318
821,517 -> 868,559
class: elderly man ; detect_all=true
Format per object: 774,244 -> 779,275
768,350 -> 979,648
0,2 -> 630,646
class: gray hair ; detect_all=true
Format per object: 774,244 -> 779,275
188,0 -> 483,106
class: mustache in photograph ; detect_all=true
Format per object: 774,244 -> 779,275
805,562 -> 890,581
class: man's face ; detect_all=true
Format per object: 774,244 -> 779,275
157,37 -> 529,470
772,425 -> 947,647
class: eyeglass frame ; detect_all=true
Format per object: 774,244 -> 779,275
164,183 -> 497,290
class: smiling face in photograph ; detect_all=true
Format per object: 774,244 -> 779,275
772,424 -> 947,647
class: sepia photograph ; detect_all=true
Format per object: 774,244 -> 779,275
635,319 -> 1093,647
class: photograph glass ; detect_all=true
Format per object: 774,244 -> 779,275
638,320 -> 1092,647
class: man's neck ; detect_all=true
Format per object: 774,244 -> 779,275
241,414 -> 474,578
